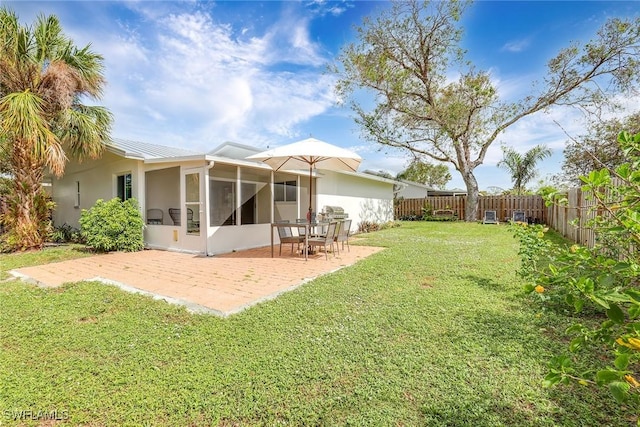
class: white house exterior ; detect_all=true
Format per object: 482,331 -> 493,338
51,138 -> 395,256
395,179 -> 468,198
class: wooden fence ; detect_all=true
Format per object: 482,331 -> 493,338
546,187 -> 601,248
395,188 -> 617,249
395,195 -> 547,223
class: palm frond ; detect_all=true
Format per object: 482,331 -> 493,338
63,45 -> 106,97
34,13 -> 65,62
57,104 -> 112,161
498,144 -> 552,194
39,60 -> 82,111
0,90 -> 65,175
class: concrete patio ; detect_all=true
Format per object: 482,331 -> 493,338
10,244 -> 384,317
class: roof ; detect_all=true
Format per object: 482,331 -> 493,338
103,138 -> 407,188
107,138 -> 200,160
326,169 -> 399,186
209,141 -> 263,159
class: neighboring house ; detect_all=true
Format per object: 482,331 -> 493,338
51,138 -> 395,255
395,179 -> 468,198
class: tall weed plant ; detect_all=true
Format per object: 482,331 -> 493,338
513,131 -> 640,407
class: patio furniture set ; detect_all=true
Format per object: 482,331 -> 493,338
272,219 -> 352,260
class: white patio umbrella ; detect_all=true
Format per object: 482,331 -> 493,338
246,137 -> 362,219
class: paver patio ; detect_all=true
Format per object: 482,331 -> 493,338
10,244 -> 384,316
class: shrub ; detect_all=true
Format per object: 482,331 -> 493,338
357,221 -> 380,233
513,131 -> 640,405
50,223 -> 84,244
79,198 -> 144,252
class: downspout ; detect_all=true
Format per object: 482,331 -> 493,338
205,161 -> 214,256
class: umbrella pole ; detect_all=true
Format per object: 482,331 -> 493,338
308,164 -> 313,221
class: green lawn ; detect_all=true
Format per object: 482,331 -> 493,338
0,222 -> 637,426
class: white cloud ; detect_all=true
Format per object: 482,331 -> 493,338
501,37 -> 531,53
89,4 -> 338,148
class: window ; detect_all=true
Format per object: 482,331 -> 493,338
74,181 -> 80,208
239,168 -> 270,225
117,173 -> 132,201
274,180 -> 297,202
209,179 -> 236,226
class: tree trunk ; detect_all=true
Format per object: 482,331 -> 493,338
462,170 -> 480,222
9,147 -> 47,251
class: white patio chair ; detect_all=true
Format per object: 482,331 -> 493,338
482,210 -> 498,224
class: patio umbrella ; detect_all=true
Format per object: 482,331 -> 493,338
246,137 -> 362,219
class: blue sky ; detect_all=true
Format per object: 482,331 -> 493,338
5,1 -> 640,190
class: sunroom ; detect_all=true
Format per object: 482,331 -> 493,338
143,154 -> 313,256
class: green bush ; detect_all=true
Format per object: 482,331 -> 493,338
512,131 -> 640,405
49,223 -> 84,244
79,198 -> 144,252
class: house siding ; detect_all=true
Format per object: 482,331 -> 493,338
52,151 -> 143,228
316,171 -> 394,231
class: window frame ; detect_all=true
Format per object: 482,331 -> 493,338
116,172 -> 132,201
274,180 -> 297,202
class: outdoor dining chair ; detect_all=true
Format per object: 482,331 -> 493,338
147,208 -> 163,225
296,218 -> 308,238
307,221 -> 338,260
168,208 -> 194,227
334,219 -> 352,253
276,220 -> 305,255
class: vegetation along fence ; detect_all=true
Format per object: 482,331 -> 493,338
395,195 -> 547,223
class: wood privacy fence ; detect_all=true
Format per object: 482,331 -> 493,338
395,195 -> 547,223
545,188 -> 597,248
395,188 -> 614,249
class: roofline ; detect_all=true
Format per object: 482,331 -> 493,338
330,169 -> 399,185
143,154 -> 214,164
209,141 -> 264,154
105,144 -> 145,160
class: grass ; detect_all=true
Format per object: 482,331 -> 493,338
0,244 -> 92,280
0,222 -> 637,426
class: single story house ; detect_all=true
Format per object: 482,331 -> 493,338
51,138 -> 396,256
395,179 -> 468,199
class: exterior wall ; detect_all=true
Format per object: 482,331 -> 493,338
316,171 -> 394,232
145,167 -> 180,225
207,224 -> 272,255
53,152 -> 392,255
51,151 -> 143,228
397,183 -> 430,199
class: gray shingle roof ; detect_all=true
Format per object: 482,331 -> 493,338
107,138 -> 201,160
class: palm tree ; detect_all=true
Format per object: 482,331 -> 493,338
497,145 -> 552,195
0,9 -> 112,250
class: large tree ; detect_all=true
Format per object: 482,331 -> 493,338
561,111 -> 640,185
0,9 -> 112,250
396,159 -> 451,189
334,0 -> 640,220
497,145 -> 552,195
